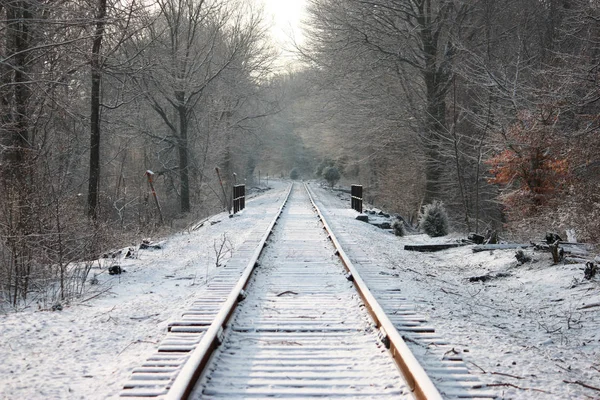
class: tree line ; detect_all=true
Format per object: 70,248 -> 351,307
291,0 -> 600,240
2,0 -> 599,308
0,0 -> 279,307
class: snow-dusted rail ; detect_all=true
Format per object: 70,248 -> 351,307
303,183 -> 443,400
305,183 -> 497,399
120,184 -> 292,399
122,182 -> 479,400
187,183 -> 423,399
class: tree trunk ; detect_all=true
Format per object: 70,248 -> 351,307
4,1 -> 34,305
420,6 -> 449,204
87,0 -> 107,220
423,85 -> 447,204
176,92 -> 190,213
6,1 -> 32,169
221,112 -> 233,212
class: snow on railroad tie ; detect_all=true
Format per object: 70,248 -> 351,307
190,184 -> 412,399
121,183 -> 495,400
306,183 -> 497,399
120,185 -> 290,399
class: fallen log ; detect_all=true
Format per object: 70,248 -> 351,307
563,256 -> 591,264
561,244 -> 589,256
404,243 -> 469,252
472,243 -> 531,253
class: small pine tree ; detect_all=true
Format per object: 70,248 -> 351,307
392,220 -> 405,237
419,201 -> 449,237
290,168 -> 299,180
323,166 -> 341,188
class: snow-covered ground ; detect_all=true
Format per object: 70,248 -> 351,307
0,181 -> 290,400
309,182 -> 600,399
2,180 -> 599,399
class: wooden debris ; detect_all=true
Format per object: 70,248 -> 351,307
549,240 -> 564,263
139,239 -> 164,250
469,272 -> 511,283
102,249 -> 122,259
562,243 -> 590,256
515,250 -> 531,264
125,247 -> 136,259
484,229 -> 498,244
468,233 -> 485,244
563,380 -> 600,392
491,371 -> 524,380
404,243 -> 469,252
477,383 -> 551,394
130,314 -> 160,321
546,232 -> 563,244
472,243 -> 531,253
563,257 -> 590,264
276,290 -> 298,296
584,261 -> 597,280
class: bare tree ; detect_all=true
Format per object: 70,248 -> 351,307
304,0 -> 470,203
87,0 -> 107,220
131,0 -> 273,213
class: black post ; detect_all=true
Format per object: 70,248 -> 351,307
351,185 -> 363,213
233,184 -> 246,214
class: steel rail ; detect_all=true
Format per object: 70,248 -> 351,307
304,182 -> 443,400
164,183 -> 293,400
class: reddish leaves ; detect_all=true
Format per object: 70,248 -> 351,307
486,108 -> 570,217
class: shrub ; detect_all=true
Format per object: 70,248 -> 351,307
486,108 -> 569,219
419,201 -> 449,237
290,168 -> 299,180
315,159 -> 334,177
392,220 -> 405,237
323,166 -> 341,188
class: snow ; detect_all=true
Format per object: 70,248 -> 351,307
191,183 -> 412,398
1,179 -> 599,399
0,181 -> 289,400
309,182 -> 600,399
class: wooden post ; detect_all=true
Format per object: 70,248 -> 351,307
351,185 -> 363,213
233,184 -> 246,213
232,172 -> 237,211
145,170 -> 164,224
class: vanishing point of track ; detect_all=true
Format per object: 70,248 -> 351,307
120,183 -> 495,399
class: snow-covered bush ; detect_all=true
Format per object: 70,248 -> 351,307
392,220 -> 405,237
419,201 -> 449,237
323,166 -> 340,188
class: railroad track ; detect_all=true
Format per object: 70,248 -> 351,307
121,182 -> 496,399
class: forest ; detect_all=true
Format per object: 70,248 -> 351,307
1,0 -> 599,307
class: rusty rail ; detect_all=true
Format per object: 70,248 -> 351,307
163,183 -> 292,400
304,182 -> 443,400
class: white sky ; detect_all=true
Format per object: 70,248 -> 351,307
258,0 -> 308,67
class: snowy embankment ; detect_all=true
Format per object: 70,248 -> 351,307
2,179 -> 599,400
310,182 -> 600,400
0,181 -> 289,400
